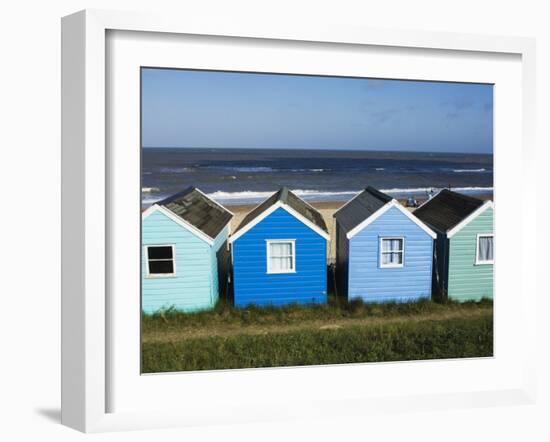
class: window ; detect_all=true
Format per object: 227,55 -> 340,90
380,237 -> 404,268
266,240 -> 295,274
476,234 -> 494,264
146,245 -> 175,276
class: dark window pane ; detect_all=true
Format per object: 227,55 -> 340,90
148,246 -> 173,260
148,260 -> 174,274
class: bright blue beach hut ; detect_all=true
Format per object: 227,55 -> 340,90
334,186 -> 436,303
141,187 -> 233,314
230,188 -> 330,308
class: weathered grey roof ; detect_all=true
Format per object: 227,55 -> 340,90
413,189 -> 484,233
234,187 -> 328,234
156,187 -> 233,239
333,186 -> 393,233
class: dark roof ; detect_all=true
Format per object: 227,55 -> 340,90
156,187 -> 233,239
234,187 -> 328,235
333,186 -> 393,232
413,189 -> 484,233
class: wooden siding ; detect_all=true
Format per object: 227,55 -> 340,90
447,207 -> 493,301
347,206 -> 433,303
142,210 -> 215,314
232,207 -> 327,307
334,220 -> 349,298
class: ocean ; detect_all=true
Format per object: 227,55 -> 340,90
141,148 -> 493,207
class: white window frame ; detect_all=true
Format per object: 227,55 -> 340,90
266,239 -> 296,274
475,233 -> 494,265
379,236 -> 405,268
144,244 -> 176,278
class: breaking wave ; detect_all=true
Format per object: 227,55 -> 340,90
206,186 -> 494,204
206,166 -> 326,173
452,168 -> 487,173
142,187 -> 160,193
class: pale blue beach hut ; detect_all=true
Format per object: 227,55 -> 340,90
141,187 -> 233,314
334,187 -> 436,303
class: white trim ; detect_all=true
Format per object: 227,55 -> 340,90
346,200 -> 437,239
379,236 -> 405,268
229,202 -> 281,243
144,244 -> 176,278
266,239 -> 296,274
447,200 -> 494,238
280,204 -> 330,241
345,201 -> 393,239
475,233 -> 494,265
142,204 -> 215,246
229,201 -> 330,243
390,200 -> 437,239
227,189 -> 279,243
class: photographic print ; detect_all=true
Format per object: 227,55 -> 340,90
140,68 -> 494,373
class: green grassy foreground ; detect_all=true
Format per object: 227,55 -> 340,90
141,298 -> 493,373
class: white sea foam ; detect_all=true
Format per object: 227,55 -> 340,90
142,187 -> 160,193
380,186 -> 494,194
209,166 -> 326,173
141,186 -> 494,207
290,168 -> 325,172
375,168 -> 385,171
207,186 -> 494,204
208,166 -> 275,173
207,189 -> 357,203
452,168 -> 487,173
159,167 -> 194,173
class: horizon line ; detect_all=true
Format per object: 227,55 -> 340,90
141,146 -> 493,155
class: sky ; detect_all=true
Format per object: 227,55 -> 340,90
141,68 -> 493,154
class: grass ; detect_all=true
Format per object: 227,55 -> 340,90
142,296 -> 492,333
141,297 -> 493,373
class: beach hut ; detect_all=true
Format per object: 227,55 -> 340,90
414,189 -> 494,302
334,186 -> 436,303
141,187 -> 233,314
230,188 -> 330,308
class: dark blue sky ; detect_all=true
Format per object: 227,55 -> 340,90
141,68 -> 493,154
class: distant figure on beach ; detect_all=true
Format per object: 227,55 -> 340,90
406,196 -> 418,207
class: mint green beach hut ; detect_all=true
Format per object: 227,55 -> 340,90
414,190 -> 494,302
141,187 -> 233,314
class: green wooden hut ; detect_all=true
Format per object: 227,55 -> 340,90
414,190 -> 493,302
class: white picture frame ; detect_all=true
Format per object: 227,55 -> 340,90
61,9 -> 537,433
